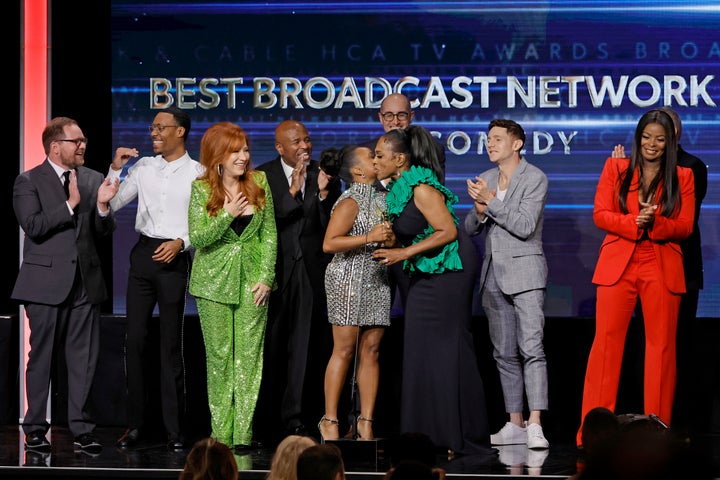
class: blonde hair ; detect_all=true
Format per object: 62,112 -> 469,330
267,435 -> 318,480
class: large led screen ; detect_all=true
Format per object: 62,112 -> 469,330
111,1 -> 719,317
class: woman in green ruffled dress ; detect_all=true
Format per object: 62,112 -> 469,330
188,122 -> 277,450
371,125 -> 493,457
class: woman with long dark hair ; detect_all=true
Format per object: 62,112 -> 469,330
577,109 -> 695,446
372,125 -> 493,456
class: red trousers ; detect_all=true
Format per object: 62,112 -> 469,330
578,241 -> 681,446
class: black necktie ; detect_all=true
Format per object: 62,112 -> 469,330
62,170 -> 71,199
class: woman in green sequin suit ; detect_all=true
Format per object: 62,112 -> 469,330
188,122 -> 277,448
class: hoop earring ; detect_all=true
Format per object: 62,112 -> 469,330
217,164 -> 222,175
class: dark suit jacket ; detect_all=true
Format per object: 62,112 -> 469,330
12,160 -> 115,306
677,145 -> 707,291
255,157 -> 341,294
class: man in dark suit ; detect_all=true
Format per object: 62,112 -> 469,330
659,107 -> 708,437
12,117 -> 118,454
255,120 -> 341,442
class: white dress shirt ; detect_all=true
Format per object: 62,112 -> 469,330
107,152 -> 204,249
48,159 -> 109,217
281,157 -> 305,198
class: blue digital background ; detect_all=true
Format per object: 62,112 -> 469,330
111,1 -> 719,317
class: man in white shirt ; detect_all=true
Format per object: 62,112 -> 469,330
108,107 -> 204,450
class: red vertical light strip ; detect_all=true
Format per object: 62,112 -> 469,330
21,0 -> 49,422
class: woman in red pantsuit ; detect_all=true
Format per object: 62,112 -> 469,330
578,109 -> 695,446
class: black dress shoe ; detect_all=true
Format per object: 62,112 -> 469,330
74,433 -> 102,454
25,431 -> 51,452
116,428 -> 140,448
286,424 -> 309,436
167,433 -> 185,450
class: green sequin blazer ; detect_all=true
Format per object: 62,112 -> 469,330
188,171 -> 277,303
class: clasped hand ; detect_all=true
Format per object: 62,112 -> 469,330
367,221 -> 395,247
466,176 -> 495,212
637,201 -> 657,229
372,244 -> 406,266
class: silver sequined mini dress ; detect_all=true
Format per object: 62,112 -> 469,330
325,182 -> 391,326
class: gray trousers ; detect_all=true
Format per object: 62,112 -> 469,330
482,265 -> 548,413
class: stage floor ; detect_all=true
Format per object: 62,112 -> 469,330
1,425 -> 719,480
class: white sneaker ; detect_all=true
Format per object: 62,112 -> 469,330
490,422 -> 527,445
526,423 -> 550,449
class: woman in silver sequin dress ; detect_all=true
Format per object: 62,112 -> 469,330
318,145 -> 394,442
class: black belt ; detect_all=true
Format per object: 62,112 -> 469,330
138,234 -> 180,247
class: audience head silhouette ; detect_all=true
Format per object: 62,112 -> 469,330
296,444 -> 345,480
384,460 -> 436,480
179,437 -> 238,480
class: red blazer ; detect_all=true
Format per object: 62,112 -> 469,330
592,156 -> 695,294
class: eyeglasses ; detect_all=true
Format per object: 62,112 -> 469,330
380,111 -> 409,122
56,138 -> 88,147
149,124 -> 179,133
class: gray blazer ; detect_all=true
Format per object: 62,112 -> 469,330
464,158 -> 548,295
12,160 -> 115,306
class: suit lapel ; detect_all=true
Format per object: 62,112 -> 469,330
305,164 -> 318,201
40,160 -> 66,201
504,159 -> 526,200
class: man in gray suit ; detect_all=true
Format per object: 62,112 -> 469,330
465,118 -> 550,449
12,117 -> 119,454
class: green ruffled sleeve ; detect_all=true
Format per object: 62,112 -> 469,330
386,166 -> 463,275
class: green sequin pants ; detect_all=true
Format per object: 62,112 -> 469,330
196,297 -> 266,447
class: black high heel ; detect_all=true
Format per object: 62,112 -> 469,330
317,416 -> 339,443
